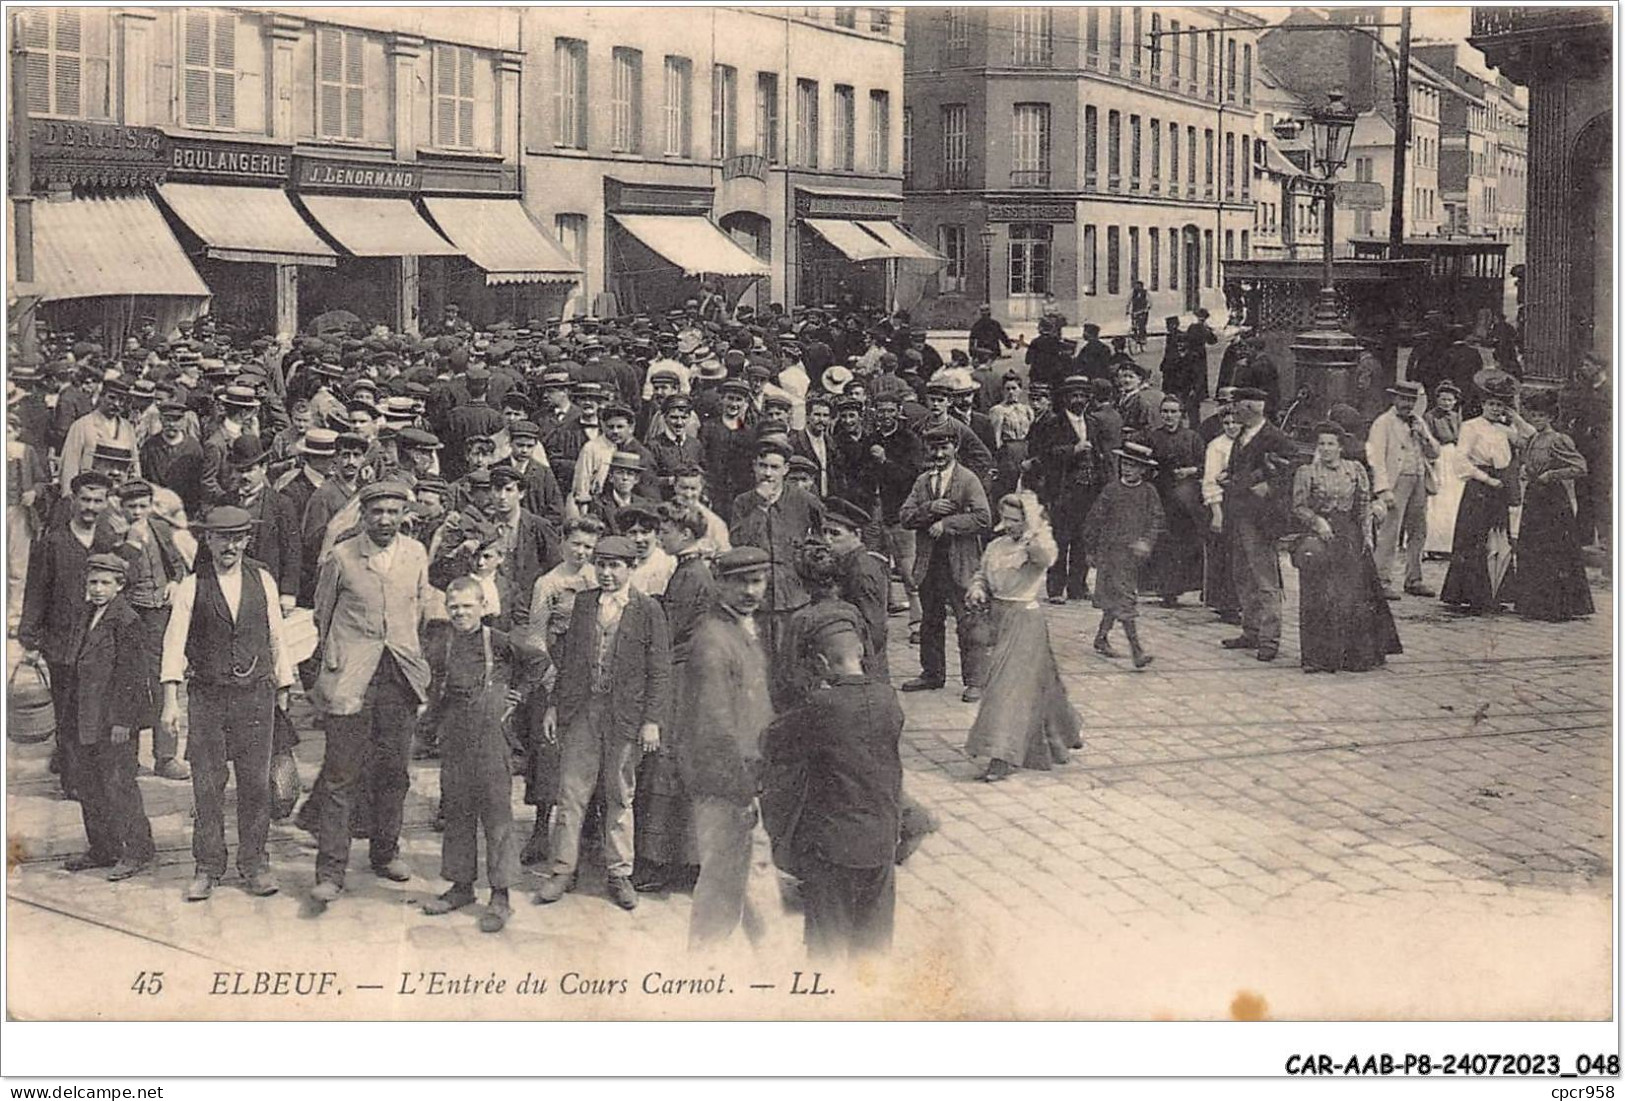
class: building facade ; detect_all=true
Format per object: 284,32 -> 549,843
1492,74 -> 1528,267
14,6 -> 578,342
903,6 -> 1263,328
1471,6 -> 1611,382
520,6 -> 910,319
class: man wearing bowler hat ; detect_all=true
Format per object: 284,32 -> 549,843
201,384 -> 262,509
309,480 -> 434,905
160,506 -> 295,901
1368,380 -> 1441,600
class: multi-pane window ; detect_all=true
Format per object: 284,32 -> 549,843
1169,228 -> 1179,289
1107,225 -> 1121,295
1169,20 -> 1180,85
184,9 -> 237,130
869,7 -> 892,34
554,213 -> 588,266
835,7 -> 857,28
1243,45 -> 1253,104
1150,14 -> 1163,83
1008,223 -> 1051,296
1150,119 -> 1161,187
1129,226 -> 1140,284
1109,8 -> 1122,70
663,55 -> 692,157
433,44 -> 477,149
1227,39 -> 1238,101
796,78 -> 820,167
20,7 -> 112,119
1132,9 -> 1143,75
1203,128 -> 1214,192
1082,224 -> 1098,296
1186,127 -> 1196,188
943,8 -> 969,62
1204,229 -> 1214,287
756,72 -> 779,162
1149,227 -> 1161,290
612,48 -> 643,153
1241,229 -> 1250,259
1107,110 -> 1121,186
711,64 -> 737,160
1011,102 -> 1050,187
317,26 -> 364,140
554,38 -> 587,149
1224,228 -> 1234,260
942,102 -> 967,187
1011,8 -> 1053,66
901,105 -> 912,179
1129,115 -> 1142,188
1240,136 -> 1250,198
938,225 -> 966,293
869,90 -> 890,172
1168,122 -> 1179,193
1205,31 -> 1216,97
1084,106 -> 1098,187
1224,132 -> 1234,196
1085,9 -> 1100,63
832,84 -> 855,169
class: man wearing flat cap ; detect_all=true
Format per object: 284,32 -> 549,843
504,421 -> 566,529
59,553 -> 156,881
160,506 -> 295,901
729,436 -> 825,706
678,546 -> 777,951
309,480 -> 435,905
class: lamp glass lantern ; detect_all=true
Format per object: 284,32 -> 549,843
1309,91 -> 1357,179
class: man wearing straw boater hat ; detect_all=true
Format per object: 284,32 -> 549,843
160,506 -> 295,901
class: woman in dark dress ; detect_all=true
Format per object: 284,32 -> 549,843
1144,393 -> 1206,605
1513,390 -> 1593,622
1291,423 -> 1402,673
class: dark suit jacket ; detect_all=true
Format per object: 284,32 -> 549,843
898,462 -> 991,589
1226,420 -> 1300,537
246,490 -> 302,597
66,596 -> 149,743
553,588 -> 672,741
1030,407 -> 1118,508
20,523 -> 119,665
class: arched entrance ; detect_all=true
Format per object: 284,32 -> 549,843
719,210 -> 772,313
1569,112 -> 1611,361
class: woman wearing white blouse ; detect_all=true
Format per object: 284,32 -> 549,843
1200,405 -> 1242,623
1439,380 -> 1535,614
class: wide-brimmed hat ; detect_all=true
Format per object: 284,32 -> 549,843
296,428 -> 339,457
1113,441 -> 1159,468
1386,381 -> 1424,399
1473,367 -> 1517,402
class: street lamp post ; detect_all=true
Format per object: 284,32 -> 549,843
979,222 -> 996,315
1286,91 -> 1361,415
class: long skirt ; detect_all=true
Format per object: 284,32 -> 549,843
1440,474 -> 1514,612
965,600 -> 1082,770
1297,512 -> 1403,672
1144,479 -> 1205,597
1512,480 -> 1594,622
994,438 -> 1029,501
1424,444 -> 1464,554
1202,512 -> 1237,613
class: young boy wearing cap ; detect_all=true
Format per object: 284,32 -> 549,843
62,553 -> 157,880
589,452 -> 660,535
761,617 -> 903,959
420,577 -> 547,933
534,535 -> 671,911
160,506 -> 295,900
1082,441 -> 1165,669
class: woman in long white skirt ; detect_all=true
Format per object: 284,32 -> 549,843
1424,381 -> 1465,556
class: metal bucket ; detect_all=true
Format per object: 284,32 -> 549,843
8,658 -> 55,744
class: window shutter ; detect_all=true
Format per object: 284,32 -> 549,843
434,44 -> 455,144
49,8 -> 79,116
213,12 -> 235,128
318,27 -> 342,136
344,32 -> 364,138
457,48 -> 475,148
184,11 -> 211,125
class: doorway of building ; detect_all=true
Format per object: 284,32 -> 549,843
1182,226 -> 1201,313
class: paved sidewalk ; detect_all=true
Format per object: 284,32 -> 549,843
6,557 -> 1612,1019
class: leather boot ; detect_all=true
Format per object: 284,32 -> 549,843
520,808 -> 551,867
1124,620 -> 1153,669
1093,615 -> 1119,658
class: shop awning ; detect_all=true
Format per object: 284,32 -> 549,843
611,214 -> 770,278
31,193 -> 211,302
858,220 -> 946,264
805,218 -> 896,262
298,195 -> 461,257
158,183 -> 337,266
423,198 -> 580,285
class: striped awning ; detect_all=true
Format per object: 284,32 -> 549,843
298,195 -> 461,257
612,214 -> 770,278
422,198 -> 581,285
158,183 -> 337,266
858,220 -> 946,264
805,218 -> 896,262
31,193 -> 211,302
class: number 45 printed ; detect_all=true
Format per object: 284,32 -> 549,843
130,971 -> 165,996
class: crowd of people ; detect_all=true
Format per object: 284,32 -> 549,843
7,292 -> 1603,958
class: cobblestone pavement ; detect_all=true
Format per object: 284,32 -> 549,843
5,558 -> 1613,1020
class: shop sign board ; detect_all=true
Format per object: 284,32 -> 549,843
169,137 -> 291,184
29,120 -> 166,188
293,155 -> 422,193
986,200 -> 1076,223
